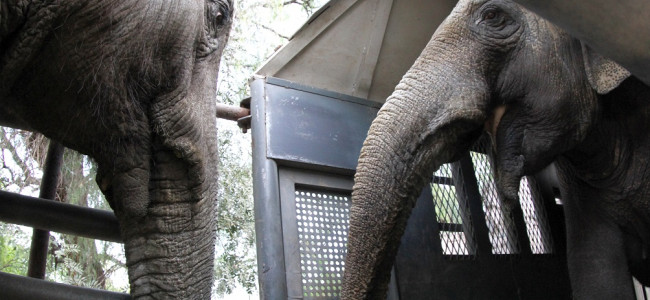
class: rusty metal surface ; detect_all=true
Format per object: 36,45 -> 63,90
216,103 -> 250,121
216,101 -> 252,133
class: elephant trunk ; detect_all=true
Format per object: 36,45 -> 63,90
113,42 -> 223,299
342,36 -> 490,298
117,133 -> 218,299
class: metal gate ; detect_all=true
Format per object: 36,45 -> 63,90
251,76 -> 573,299
0,143 -> 129,299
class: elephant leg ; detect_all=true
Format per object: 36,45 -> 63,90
564,195 -> 635,299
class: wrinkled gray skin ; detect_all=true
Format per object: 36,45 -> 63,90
513,0 -> 650,86
343,0 -> 650,299
0,0 -> 233,298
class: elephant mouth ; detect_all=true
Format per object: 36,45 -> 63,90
485,105 -> 507,150
484,104 -> 526,203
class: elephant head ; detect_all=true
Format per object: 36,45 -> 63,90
342,0 -> 634,298
1,0 -> 233,298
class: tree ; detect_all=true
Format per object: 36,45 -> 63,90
47,150 -> 127,291
0,129 -> 129,291
0,223 -> 30,275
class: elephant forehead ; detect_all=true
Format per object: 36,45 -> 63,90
454,0 -> 488,13
459,0 -> 514,9
450,0 -> 529,21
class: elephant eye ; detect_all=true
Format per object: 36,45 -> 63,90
479,7 -> 511,29
215,11 -> 224,25
216,6 -> 231,26
481,8 -> 502,23
473,5 -> 520,40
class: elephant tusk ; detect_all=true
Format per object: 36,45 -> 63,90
485,105 -> 507,150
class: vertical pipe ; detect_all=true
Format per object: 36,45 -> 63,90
27,141 -> 65,279
456,154 -> 492,256
250,77 -> 288,299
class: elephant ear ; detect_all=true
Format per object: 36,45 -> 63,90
582,44 -> 631,94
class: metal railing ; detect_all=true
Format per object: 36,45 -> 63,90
0,142 -> 130,299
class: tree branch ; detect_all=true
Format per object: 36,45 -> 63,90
256,22 -> 290,40
0,128 -> 38,188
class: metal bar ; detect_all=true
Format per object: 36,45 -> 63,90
27,141 -> 64,279
512,199 -> 533,256
450,160 -> 478,255
350,0 -> 393,98
437,222 -> 464,232
0,271 -> 130,300
216,103 -> 250,121
432,176 -> 453,186
0,190 -> 122,243
250,77 -> 289,299
456,153 -> 493,256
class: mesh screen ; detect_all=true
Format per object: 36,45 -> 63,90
470,136 -> 555,255
295,188 -> 350,299
470,147 -> 520,255
519,177 -> 554,254
432,163 -> 476,258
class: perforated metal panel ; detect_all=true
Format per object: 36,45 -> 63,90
470,149 -> 520,255
519,177 -> 554,254
432,163 -> 476,258
295,188 -> 350,299
469,137 -> 554,256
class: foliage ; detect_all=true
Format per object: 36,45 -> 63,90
0,224 -> 30,275
46,150 -> 127,292
0,129 -> 129,292
213,123 -> 256,296
0,128 -> 48,194
0,128 -> 47,277
431,182 -> 462,224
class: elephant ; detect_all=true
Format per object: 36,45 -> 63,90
513,0 -> 650,86
1,0 -> 233,299
342,0 -> 650,299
